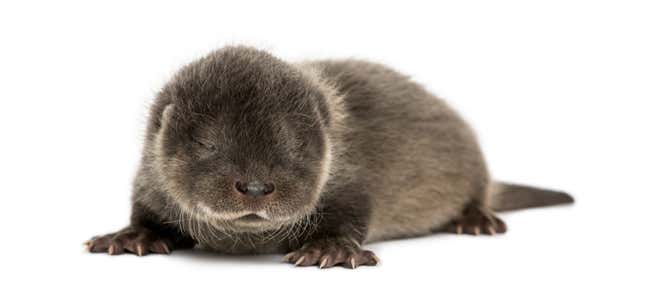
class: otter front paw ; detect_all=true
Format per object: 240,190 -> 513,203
85,226 -> 172,256
283,238 -> 379,269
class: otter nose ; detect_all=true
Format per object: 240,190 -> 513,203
235,181 -> 275,197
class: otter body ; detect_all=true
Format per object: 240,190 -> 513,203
87,47 -> 573,268
311,60 -> 488,243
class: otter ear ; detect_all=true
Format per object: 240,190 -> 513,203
155,104 -> 178,154
160,104 -> 176,129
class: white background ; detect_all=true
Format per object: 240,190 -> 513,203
1,1 -> 643,292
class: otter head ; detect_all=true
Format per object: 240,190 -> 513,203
151,47 -> 333,233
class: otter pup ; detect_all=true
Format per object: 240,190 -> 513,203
86,46 -> 573,268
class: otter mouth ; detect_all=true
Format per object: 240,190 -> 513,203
236,213 -> 268,222
227,213 -> 280,231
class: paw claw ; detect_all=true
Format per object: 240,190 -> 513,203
319,257 -> 328,269
486,226 -> 496,235
294,256 -> 306,266
372,254 -> 380,265
350,257 -> 356,269
283,252 -> 296,262
160,242 -> 171,254
456,225 -> 463,235
136,244 -> 144,256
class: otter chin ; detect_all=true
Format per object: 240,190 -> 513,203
87,46 -> 573,268
194,203 -> 294,232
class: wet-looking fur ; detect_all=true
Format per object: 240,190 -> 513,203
86,46 -> 573,268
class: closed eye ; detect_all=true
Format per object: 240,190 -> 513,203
192,137 -> 218,153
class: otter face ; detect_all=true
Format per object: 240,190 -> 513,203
151,47 -> 331,232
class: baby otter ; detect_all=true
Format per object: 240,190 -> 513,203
86,46 -> 573,268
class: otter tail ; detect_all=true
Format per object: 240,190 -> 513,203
490,182 -> 574,212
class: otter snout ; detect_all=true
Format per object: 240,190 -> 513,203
234,180 -> 275,197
